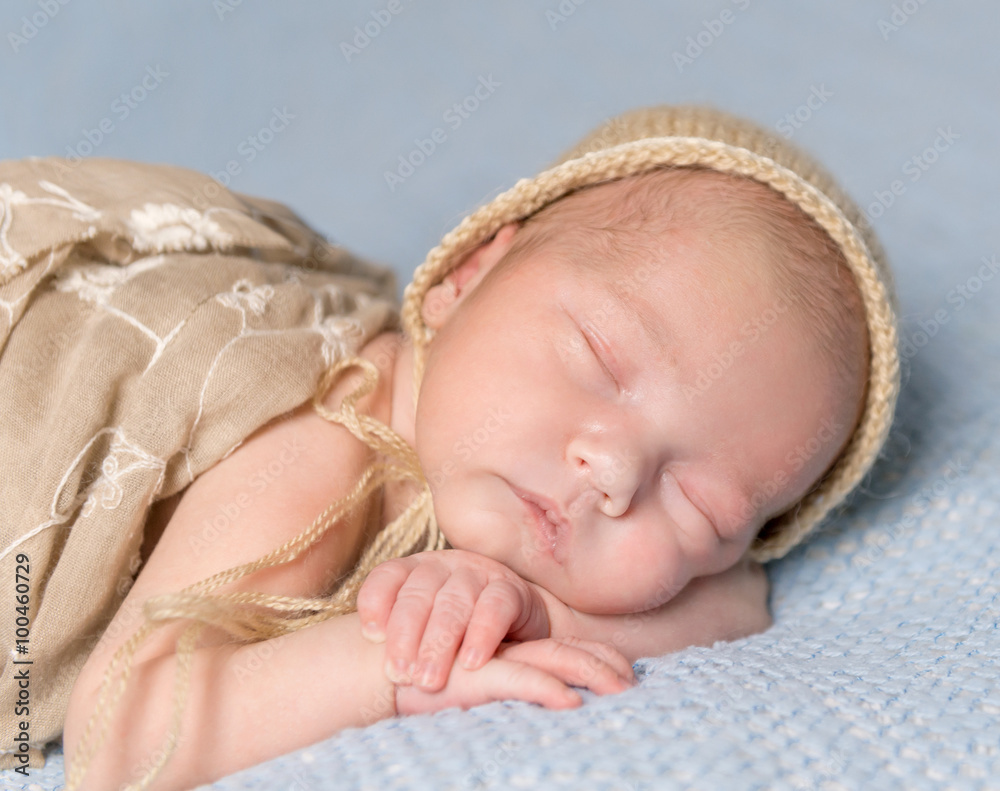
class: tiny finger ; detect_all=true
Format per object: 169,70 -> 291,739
458,580 -> 523,671
382,561 -> 451,683
480,659 -> 583,710
412,570 -> 481,690
559,636 -> 636,683
356,558 -> 416,643
499,640 -> 633,695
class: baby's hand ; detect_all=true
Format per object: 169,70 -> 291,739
356,549 -> 551,691
394,637 -> 635,716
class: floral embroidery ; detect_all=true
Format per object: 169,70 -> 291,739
80,430 -> 166,518
317,314 -> 364,366
127,202 -> 232,253
54,256 -> 167,305
216,278 -> 275,317
0,180 -> 100,277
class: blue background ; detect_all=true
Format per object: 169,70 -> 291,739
1,0 -> 996,316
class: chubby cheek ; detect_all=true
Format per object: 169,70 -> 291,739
571,531 -> 688,615
430,475 -> 523,565
413,372 -> 481,490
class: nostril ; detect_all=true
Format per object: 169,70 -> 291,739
600,493 -> 622,517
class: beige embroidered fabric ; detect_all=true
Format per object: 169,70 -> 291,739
0,158 -> 397,770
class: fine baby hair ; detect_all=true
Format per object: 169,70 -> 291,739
66,104 -> 901,789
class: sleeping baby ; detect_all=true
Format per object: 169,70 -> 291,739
54,105 -> 899,790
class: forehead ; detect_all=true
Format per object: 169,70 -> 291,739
519,169 -> 783,275
559,227 -> 784,371
499,168 -> 800,360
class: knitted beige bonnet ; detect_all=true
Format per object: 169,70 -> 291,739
400,104 -> 901,562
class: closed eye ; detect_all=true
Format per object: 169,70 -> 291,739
661,469 -> 724,544
580,325 -> 621,391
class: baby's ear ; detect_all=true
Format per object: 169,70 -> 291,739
421,223 -> 519,329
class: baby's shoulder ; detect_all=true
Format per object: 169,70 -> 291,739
207,330 -> 403,506
142,331 -> 404,564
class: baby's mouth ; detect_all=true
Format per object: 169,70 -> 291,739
511,485 -> 568,562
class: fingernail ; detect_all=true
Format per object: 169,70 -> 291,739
362,621 -> 385,642
417,663 -> 437,688
459,648 -> 481,669
386,658 -> 411,684
561,689 -> 582,707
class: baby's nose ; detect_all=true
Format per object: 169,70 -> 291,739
598,458 -> 639,517
570,439 -> 643,517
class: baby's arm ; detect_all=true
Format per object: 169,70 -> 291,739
62,377 -> 393,789
66,611 -> 389,790
69,606 -> 629,791
358,549 -> 771,692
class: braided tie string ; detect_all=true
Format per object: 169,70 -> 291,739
66,354 -> 442,791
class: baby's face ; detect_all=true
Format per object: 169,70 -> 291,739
414,219 -> 853,615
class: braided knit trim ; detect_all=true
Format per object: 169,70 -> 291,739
401,135 -> 900,562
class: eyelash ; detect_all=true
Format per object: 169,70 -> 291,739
661,470 -> 722,541
580,328 -> 619,389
